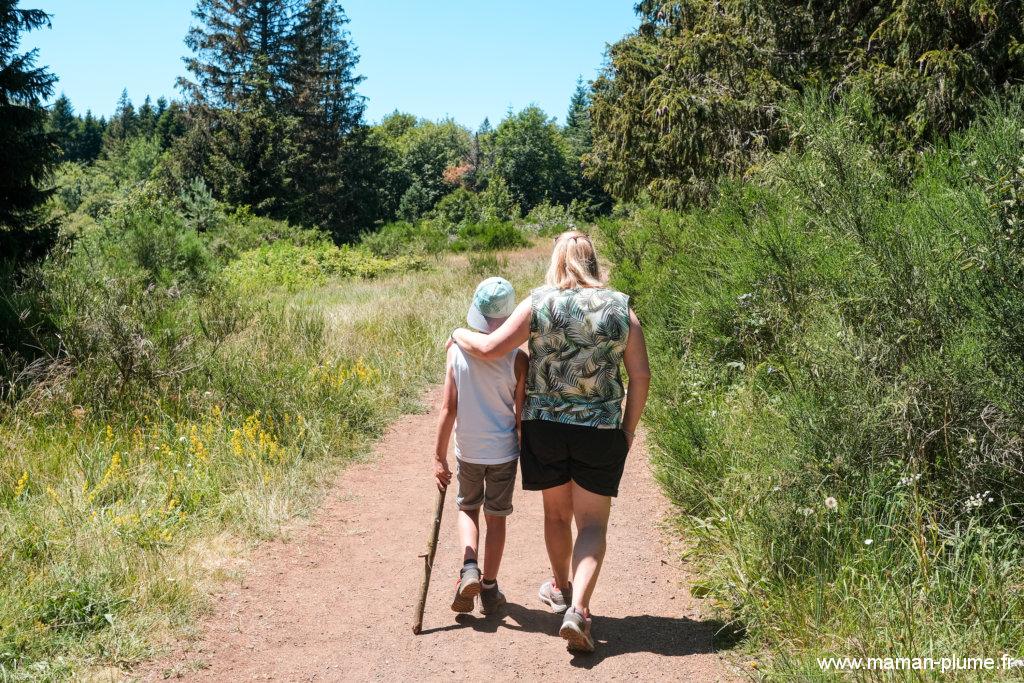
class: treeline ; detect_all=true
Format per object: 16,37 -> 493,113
587,0 -> 1024,207
2,0 -> 604,261
46,92 -> 187,164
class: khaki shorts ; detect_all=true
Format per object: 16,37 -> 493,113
455,459 -> 517,516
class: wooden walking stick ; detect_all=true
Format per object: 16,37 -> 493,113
412,485 -> 446,634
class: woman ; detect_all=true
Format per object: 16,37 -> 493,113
450,230 -> 651,653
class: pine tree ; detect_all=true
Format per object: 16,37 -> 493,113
284,0 -> 368,238
203,57 -> 301,217
563,78 -> 609,216
48,93 -> 78,161
103,89 -> 138,146
137,95 -> 157,136
154,101 -> 187,149
181,0 -> 301,106
76,110 -> 104,161
0,1 -> 58,252
564,78 -> 592,158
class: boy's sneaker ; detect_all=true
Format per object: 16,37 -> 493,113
451,564 -> 482,613
559,607 -> 595,653
479,581 -> 506,615
538,579 -> 572,614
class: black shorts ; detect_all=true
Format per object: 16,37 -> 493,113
520,419 -> 630,497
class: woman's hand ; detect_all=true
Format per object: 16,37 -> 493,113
434,457 -> 451,491
623,429 -> 635,451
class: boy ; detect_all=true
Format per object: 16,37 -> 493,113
433,277 -> 528,616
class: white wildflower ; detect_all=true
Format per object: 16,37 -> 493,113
824,496 -> 838,511
864,538 -> 873,546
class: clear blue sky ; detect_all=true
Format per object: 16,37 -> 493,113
24,0 -> 639,127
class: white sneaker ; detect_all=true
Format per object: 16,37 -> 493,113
538,579 -> 572,614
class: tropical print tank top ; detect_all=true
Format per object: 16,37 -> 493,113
524,285 -> 631,428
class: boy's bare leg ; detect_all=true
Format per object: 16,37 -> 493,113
458,508 -> 480,562
482,514 -> 506,581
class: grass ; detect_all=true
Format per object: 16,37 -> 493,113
602,92 -> 1024,680
0,245 -> 548,681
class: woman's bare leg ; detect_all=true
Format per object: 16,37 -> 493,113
569,482 -> 612,614
542,482 -> 574,590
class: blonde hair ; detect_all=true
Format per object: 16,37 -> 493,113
545,230 -> 603,289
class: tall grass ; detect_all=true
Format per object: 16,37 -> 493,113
0,184 -> 547,679
602,92 -> 1024,679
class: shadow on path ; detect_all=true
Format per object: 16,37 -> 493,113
419,602 -> 729,669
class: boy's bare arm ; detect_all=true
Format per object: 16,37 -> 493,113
514,350 -> 528,435
433,350 -> 458,491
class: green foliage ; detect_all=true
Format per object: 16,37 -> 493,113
359,220 -> 449,258
603,93 -> 1024,674
477,175 -> 520,223
451,220 -> 528,253
374,115 -> 472,222
564,78 -> 611,217
592,0 -> 1024,208
430,187 -> 481,228
195,61 -> 303,220
491,106 -> 571,212
0,1 -> 59,257
178,0 -> 372,241
222,241 -> 423,292
521,200 -> 581,237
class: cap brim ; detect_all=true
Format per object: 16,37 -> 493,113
467,305 -> 507,333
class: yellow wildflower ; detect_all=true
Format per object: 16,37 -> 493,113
13,470 -> 28,497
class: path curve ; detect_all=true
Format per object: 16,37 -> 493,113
138,386 -> 735,681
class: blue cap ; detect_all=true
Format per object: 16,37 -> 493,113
467,277 -> 516,333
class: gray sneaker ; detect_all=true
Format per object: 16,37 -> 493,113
559,607 -> 595,653
479,581 -> 506,615
538,580 -> 572,614
451,565 -> 481,613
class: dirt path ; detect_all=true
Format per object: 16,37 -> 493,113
139,386 -> 736,682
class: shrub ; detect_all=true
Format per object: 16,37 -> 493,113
204,206 -> 327,264
603,93 -> 1024,674
222,242 -> 423,293
430,187 -> 482,230
359,221 -> 449,259
520,200 -> 579,237
451,220 -> 529,253
477,176 -> 520,222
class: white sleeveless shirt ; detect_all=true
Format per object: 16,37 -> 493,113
451,345 -> 520,464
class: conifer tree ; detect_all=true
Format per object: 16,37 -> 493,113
564,78 -> 592,159
154,101 -> 187,149
103,89 -> 138,147
284,0 -> 369,238
0,1 -> 57,253
181,0 -> 301,106
563,78 -> 609,216
203,57 -> 300,218
48,93 -> 77,161
75,110 -> 104,162
137,95 -> 157,136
